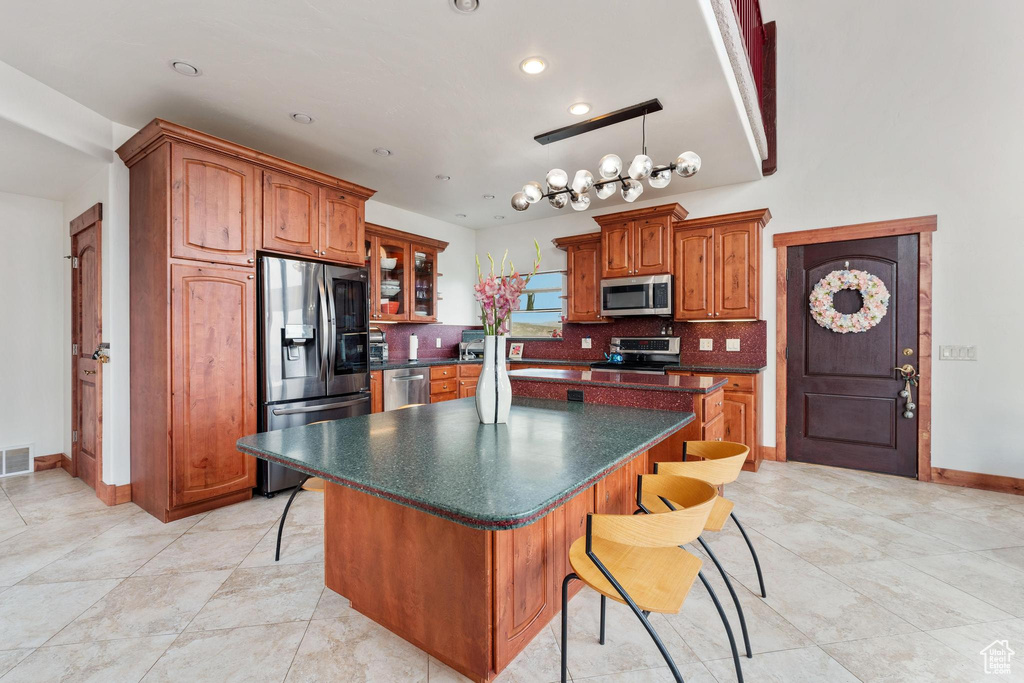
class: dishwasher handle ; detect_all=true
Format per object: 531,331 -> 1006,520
390,374 -> 425,382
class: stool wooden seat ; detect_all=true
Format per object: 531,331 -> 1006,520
561,477 -> 732,683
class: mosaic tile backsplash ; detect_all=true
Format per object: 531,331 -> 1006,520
378,318 -> 766,368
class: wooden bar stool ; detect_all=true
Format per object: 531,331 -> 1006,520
640,442 -> 764,662
560,477 -> 742,683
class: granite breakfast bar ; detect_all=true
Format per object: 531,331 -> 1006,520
237,396 -> 695,682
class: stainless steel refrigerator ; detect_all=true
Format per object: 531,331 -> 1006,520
257,255 -> 370,496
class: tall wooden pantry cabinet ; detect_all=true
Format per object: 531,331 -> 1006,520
117,120 -> 375,521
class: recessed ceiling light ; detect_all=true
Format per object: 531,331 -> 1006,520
373,147 -> 392,157
449,0 -> 479,13
519,57 -> 547,75
568,102 -> 591,116
493,215 -> 505,220
170,60 -> 201,76
290,113 -> 314,124
455,213 -> 467,218
482,194 -> 495,200
435,174 -> 451,181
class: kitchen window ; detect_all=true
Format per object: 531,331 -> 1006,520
509,270 -> 565,340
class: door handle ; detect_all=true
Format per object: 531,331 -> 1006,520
326,275 -> 338,376
390,375 -> 425,382
318,277 -> 329,381
83,369 -> 96,375
271,396 -> 370,415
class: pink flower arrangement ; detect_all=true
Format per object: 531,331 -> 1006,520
809,269 -> 890,334
474,241 -> 542,336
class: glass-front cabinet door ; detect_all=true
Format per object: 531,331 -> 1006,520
376,237 -> 408,321
410,245 -> 438,322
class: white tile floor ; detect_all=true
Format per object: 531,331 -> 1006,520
1,461 -> 1023,682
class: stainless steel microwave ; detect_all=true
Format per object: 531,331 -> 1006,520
600,274 -> 672,317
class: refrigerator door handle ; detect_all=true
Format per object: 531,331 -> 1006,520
271,396 -> 370,415
326,273 -> 338,378
318,276 -> 330,381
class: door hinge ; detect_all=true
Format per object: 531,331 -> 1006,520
72,256 -> 79,269
72,343 -> 78,355
72,430 -> 78,443
786,267 -> 790,281
785,346 -> 789,359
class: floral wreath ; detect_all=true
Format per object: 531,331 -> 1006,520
809,269 -> 890,334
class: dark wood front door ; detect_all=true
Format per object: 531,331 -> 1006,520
71,204 -> 103,491
786,235 -> 919,476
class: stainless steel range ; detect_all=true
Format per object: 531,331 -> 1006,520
589,337 -> 681,375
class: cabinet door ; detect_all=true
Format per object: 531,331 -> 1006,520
377,238 -> 410,321
634,216 -> 672,275
595,464 -> 632,514
601,220 -> 633,278
703,412 -> 725,442
722,389 -> 755,453
410,244 -> 438,322
262,171 -> 320,257
365,235 -> 381,320
370,371 -> 384,414
673,227 -> 714,320
170,263 -> 256,508
566,240 -> 605,322
171,144 -> 256,266
319,187 -> 364,265
494,515 -> 554,670
714,222 -> 759,319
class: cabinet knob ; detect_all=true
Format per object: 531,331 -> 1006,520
247,275 -> 254,280
321,250 -> 326,255
714,312 -> 720,317
247,258 -> 255,264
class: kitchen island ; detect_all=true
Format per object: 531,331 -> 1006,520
237,397 -> 694,682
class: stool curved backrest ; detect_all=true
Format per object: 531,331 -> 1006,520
590,479 -> 716,549
655,441 -> 748,486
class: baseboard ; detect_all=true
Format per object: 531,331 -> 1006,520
60,453 -> 73,475
932,467 -> 1024,497
95,479 -> 132,506
33,453 -> 63,471
762,446 -> 777,462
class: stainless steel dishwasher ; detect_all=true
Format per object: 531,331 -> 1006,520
383,367 -> 430,410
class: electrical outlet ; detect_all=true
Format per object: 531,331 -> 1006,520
726,339 -> 740,352
581,337 -> 592,349
939,345 -> 977,361
435,337 -> 442,348
699,338 -> 713,351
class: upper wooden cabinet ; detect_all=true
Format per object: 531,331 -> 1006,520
320,187 -> 364,264
673,209 -> 770,321
171,143 -> 257,266
262,171 -> 320,258
366,223 -> 447,324
554,233 -> 607,323
594,204 -> 688,278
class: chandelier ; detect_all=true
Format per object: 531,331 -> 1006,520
510,113 -> 701,213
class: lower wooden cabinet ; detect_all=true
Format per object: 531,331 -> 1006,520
369,370 -> 384,414
666,371 -> 762,471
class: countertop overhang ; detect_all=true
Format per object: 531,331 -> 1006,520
237,397 -> 694,530
508,368 -> 728,393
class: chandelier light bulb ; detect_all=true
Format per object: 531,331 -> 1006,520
522,181 -> 543,204
598,154 -> 622,180
570,192 -> 591,211
628,154 -> 654,180
545,168 -> 568,191
620,178 -> 644,203
674,151 -> 702,178
648,168 -> 672,189
549,193 -> 568,209
511,192 -> 530,212
595,182 -> 617,200
571,169 -> 595,195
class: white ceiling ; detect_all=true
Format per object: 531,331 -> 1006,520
0,118 -> 106,200
0,0 -> 762,226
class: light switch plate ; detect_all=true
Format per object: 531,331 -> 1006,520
699,338 -> 713,351
939,345 -> 977,361
726,339 -> 740,352
581,337 -> 592,349
435,337 -> 442,348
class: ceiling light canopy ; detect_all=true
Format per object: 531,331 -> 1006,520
290,113 -> 314,124
170,60 -> 201,76
568,102 -> 591,116
519,57 -> 546,75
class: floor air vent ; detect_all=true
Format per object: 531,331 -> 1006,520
1,444 -> 33,478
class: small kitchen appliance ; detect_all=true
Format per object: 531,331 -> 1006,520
599,274 -> 672,317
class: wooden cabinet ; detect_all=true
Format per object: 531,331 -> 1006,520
171,143 -> 257,267
429,365 -> 458,403
366,224 -> 448,324
170,263 -> 257,507
370,370 -> 384,414
594,204 -> 688,278
558,234 -> 607,323
117,119 -> 375,521
673,209 -> 770,321
493,514 -> 555,669
458,364 -> 480,399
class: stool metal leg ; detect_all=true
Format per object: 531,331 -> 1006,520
730,512 -> 766,598
698,536 -> 752,658
275,475 -> 311,562
561,573 -> 578,683
599,595 -> 607,644
698,571 -> 743,683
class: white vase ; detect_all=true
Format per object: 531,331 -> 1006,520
476,335 -> 512,424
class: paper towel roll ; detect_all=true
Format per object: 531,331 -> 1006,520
409,333 -> 418,361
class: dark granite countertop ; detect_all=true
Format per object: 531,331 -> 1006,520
237,397 -> 694,530
508,369 -> 727,394
665,364 -> 767,375
370,357 -> 587,371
